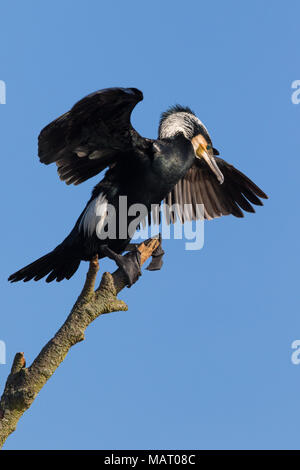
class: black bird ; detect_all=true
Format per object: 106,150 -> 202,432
9,87 -> 267,286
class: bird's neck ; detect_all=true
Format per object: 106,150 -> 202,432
154,133 -> 195,185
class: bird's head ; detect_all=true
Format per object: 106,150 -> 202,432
159,105 -> 224,184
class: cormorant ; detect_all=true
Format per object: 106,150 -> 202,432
8,87 -> 267,286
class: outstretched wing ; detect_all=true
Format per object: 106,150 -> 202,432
163,158 -> 268,223
38,87 -> 144,185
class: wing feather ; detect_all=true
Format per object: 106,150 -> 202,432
163,157 -> 267,224
38,87 -> 144,185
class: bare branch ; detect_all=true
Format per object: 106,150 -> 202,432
0,237 -> 160,449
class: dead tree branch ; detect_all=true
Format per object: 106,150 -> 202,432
0,238 -> 160,449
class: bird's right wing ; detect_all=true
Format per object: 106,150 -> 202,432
163,158 -> 268,222
38,87 -> 145,185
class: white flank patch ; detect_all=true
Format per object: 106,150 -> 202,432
79,193 -> 108,237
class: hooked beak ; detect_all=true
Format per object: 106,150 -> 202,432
192,135 -> 224,184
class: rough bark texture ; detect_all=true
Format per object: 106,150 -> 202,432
0,238 -> 160,449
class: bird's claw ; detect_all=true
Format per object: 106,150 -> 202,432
126,236 -> 165,271
146,235 -> 164,271
120,248 -> 142,287
100,245 -> 141,288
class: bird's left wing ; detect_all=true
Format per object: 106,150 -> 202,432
163,158 -> 268,222
38,87 -> 145,185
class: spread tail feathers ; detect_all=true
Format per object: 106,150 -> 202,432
8,248 -> 81,283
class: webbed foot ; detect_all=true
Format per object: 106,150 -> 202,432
100,245 -> 141,287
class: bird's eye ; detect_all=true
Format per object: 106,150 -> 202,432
206,144 -> 212,150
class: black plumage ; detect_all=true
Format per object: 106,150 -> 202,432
9,87 -> 268,285
164,158 -> 267,222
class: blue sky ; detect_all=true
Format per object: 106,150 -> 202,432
0,0 -> 299,450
